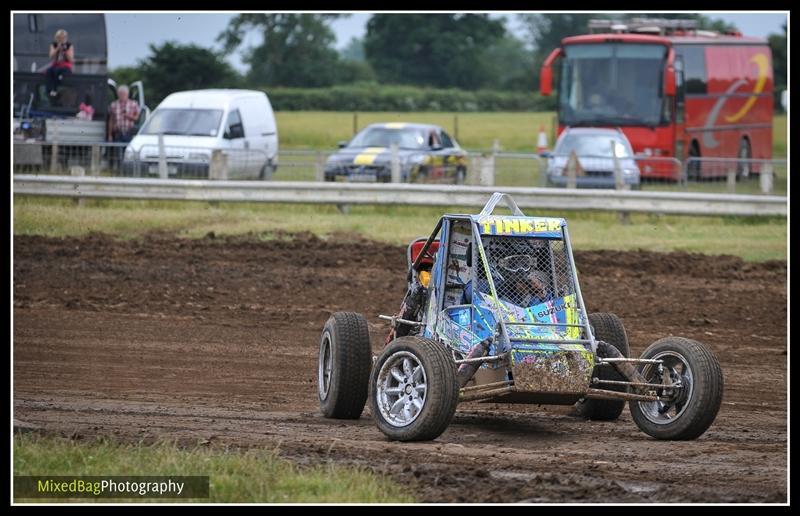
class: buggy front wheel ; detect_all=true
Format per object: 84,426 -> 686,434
629,337 -> 723,440
370,336 -> 459,441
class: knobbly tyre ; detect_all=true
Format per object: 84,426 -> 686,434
317,193 -> 723,441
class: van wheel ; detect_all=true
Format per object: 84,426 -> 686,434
260,160 -> 275,181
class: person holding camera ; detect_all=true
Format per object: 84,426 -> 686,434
46,29 -> 74,97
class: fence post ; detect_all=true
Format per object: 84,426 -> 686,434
485,139 -> 500,186
157,133 -> 168,179
315,151 -> 325,182
209,150 -> 228,180
677,158 -> 688,190
613,140 -> 631,224
760,163 -> 774,194
353,113 -> 358,136
726,167 -> 736,194
566,152 -> 578,189
90,145 -> 100,176
71,165 -> 85,206
133,148 -> 142,178
390,143 -> 400,183
479,145 -> 497,187
49,124 -> 59,174
612,140 -> 625,191
537,155 -> 548,187
469,155 -> 481,186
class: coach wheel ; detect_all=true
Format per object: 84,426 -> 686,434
687,141 -> 701,181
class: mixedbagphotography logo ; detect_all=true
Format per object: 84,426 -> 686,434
14,476 -> 210,499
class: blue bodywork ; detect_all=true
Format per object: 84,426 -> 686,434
413,203 -> 595,393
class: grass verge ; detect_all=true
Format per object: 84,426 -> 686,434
13,433 -> 413,503
13,196 -> 786,262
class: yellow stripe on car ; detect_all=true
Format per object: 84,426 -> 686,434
353,147 -> 386,165
384,123 -> 407,129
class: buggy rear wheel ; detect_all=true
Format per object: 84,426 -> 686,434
318,312 -> 373,419
575,312 -> 630,421
370,336 -> 459,441
629,337 -> 723,440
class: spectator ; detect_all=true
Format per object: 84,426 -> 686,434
108,85 -> 141,170
76,95 -> 94,120
46,29 -> 74,97
428,130 -> 441,148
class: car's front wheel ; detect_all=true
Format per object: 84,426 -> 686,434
370,336 -> 459,441
629,337 -> 723,440
454,166 -> 466,185
414,165 -> 429,184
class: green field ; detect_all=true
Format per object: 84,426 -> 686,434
13,197 -> 787,262
276,111 -> 559,152
14,434 -> 413,503
276,111 -> 788,157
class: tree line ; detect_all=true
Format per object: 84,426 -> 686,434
110,14 -> 787,111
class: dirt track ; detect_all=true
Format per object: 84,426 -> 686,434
13,232 -> 787,502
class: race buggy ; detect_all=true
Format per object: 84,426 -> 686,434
318,193 -> 723,441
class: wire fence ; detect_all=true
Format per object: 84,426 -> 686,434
12,140 -> 787,195
679,157 -> 788,196
13,140 -> 270,180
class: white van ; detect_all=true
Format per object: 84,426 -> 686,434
124,89 -> 278,179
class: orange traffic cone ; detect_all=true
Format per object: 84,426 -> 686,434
536,125 -> 549,154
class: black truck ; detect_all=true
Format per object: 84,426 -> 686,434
13,13 -> 148,170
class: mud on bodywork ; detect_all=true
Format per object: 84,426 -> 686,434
511,346 -> 594,394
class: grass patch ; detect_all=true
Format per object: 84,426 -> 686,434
13,433 -> 413,503
276,111 -> 558,152
13,196 -> 786,262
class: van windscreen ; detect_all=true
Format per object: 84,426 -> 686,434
141,109 -> 224,137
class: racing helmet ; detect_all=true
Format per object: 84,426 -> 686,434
484,238 -> 538,285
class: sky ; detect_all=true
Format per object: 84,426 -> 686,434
104,12 -> 788,73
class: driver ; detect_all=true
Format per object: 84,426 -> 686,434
487,240 -> 555,307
